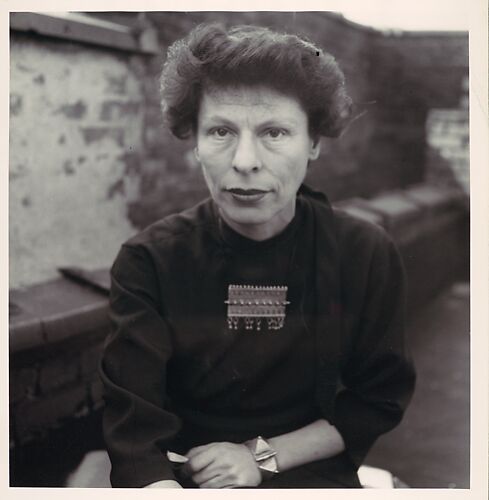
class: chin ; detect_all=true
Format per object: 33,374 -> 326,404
222,206 -> 273,226
227,214 -> 270,227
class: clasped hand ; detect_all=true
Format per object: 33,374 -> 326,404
181,442 -> 261,488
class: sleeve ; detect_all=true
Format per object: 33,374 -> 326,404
99,244 -> 182,487
331,232 -> 416,469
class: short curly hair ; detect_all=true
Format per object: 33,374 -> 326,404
160,23 -> 352,140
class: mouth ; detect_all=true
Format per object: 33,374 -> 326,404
226,188 -> 270,202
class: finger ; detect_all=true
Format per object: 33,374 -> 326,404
186,444 -> 214,459
182,450 -> 216,475
198,476 -> 235,489
191,464 -> 223,485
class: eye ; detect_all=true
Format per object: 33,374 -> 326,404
210,127 -> 231,138
264,128 -> 286,139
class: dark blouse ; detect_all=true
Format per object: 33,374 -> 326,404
100,185 -> 416,488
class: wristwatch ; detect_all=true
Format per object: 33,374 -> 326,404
245,436 -> 280,480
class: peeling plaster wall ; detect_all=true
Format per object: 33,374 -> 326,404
10,35 -> 144,288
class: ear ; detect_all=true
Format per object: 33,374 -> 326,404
308,139 -> 321,161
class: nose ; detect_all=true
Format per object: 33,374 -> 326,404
232,133 -> 262,174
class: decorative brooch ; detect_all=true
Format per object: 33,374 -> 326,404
225,285 -> 290,331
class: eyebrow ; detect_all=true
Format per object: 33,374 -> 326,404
201,115 -> 300,129
201,116 -> 236,127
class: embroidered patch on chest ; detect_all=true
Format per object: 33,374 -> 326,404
225,285 -> 290,331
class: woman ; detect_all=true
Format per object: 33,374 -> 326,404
100,23 -> 416,489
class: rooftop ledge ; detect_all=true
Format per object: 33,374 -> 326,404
10,12 -> 159,54
9,268 -> 110,354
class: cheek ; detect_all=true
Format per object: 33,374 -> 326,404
273,155 -> 308,191
201,164 -> 223,197
198,151 -> 222,182
198,137 -> 233,158
198,143 -> 232,173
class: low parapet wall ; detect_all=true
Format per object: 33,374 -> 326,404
336,184 -> 468,310
9,183 -> 469,486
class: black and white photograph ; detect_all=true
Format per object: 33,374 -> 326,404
6,0 -> 487,495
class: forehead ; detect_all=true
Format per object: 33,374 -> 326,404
198,85 -> 307,123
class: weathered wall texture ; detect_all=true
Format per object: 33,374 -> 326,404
426,76 -> 469,194
10,34 -> 144,288
426,110 -> 469,194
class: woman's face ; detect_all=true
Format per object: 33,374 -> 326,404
195,86 -> 320,241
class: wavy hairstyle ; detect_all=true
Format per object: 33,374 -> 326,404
160,23 -> 353,140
